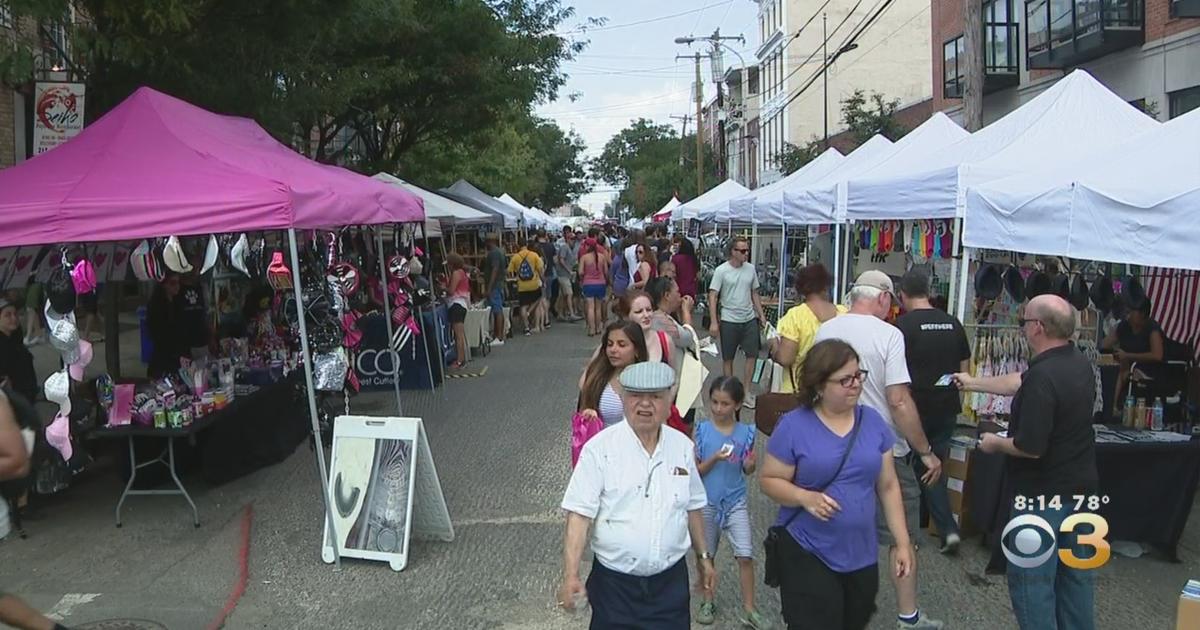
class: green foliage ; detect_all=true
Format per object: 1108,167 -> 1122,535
841,89 -> 907,144
591,118 -> 717,217
774,141 -> 823,176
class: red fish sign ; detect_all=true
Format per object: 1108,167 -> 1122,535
33,82 -> 85,154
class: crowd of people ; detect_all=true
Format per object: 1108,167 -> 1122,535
560,248 -> 1101,630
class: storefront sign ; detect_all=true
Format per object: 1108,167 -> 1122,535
33,82 -> 86,155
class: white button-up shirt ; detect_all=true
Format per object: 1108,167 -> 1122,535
561,420 -> 708,577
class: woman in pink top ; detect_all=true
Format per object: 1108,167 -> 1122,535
577,238 -> 610,337
671,236 -> 700,298
446,253 -> 472,369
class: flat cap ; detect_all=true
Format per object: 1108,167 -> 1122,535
619,361 -> 676,394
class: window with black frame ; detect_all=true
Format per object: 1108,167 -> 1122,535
1170,86 -> 1200,119
0,2 -> 11,29
984,0 -> 1020,75
944,36 -> 963,99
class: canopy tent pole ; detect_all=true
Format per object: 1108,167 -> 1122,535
417,220 -> 443,395
778,221 -> 787,309
948,218 -> 963,312
287,228 -> 340,569
376,228 -> 404,416
832,224 -> 841,301
956,246 -> 973,322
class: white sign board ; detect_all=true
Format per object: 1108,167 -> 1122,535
321,416 -> 453,571
33,82 -> 85,155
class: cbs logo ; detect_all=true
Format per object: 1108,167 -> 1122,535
1001,513 -> 1111,570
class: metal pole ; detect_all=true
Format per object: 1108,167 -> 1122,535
417,220 -> 443,394
949,218 -> 962,312
288,228 -> 340,569
832,224 -> 841,301
376,229 -> 404,416
694,53 -> 705,196
956,246 -> 972,322
778,221 -> 787,308
823,13 -> 829,149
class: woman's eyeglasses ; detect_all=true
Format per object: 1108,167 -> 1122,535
829,370 -> 868,388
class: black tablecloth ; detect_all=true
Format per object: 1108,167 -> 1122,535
90,374 -> 308,486
969,427 -> 1200,571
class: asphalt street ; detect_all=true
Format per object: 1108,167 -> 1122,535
2,321 -> 1198,629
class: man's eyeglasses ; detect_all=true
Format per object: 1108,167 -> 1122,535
1018,318 -> 1041,327
733,248 -> 750,254
829,370 -> 868,388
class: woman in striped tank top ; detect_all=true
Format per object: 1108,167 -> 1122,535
577,321 -> 649,427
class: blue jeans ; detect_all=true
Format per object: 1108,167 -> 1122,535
913,427 -> 958,538
1007,503 -> 1095,630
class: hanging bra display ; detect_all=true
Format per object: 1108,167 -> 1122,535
967,328 -> 1028,417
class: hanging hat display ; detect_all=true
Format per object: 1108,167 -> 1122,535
1052,273 -> 1071,301
200,235 -> 220,274
130,240 -> 165,282
230,234 -> 250,276
45,255 -> 78,314
1121,275 -> 1147,310
162,236 -> 193,273
71,256 -> 97,295
1003,265 -> 1025,303
1024,269 -> 1051,299
1090,273 -> 1114,312
974,264 -> 1003,300
1068,273 -> 1090,311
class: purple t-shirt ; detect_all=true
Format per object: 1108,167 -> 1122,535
766,405 -> 893,573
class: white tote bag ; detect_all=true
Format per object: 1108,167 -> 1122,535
676,326 -> 709,411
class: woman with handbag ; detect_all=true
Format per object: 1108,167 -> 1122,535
577,321 -> 649,428
759,339 -> 913,630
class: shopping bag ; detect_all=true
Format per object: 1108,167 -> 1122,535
570,412 -> 603,469
676,326 -> 709,411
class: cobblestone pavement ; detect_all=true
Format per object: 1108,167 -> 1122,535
1,323 -> 1197,629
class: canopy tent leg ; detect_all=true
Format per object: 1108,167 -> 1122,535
956,246 -> 973,322
417,220 -> 444,396
833,224 -> 841,302
949,218 -> 963,311
376,229 -> 404,417
287,228 -> 340,570
778,222 -> 787,309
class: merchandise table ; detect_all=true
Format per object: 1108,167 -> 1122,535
90,374 -> 306,527
968,424 -> 1200,570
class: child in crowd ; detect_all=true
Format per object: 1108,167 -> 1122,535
693,376 -> 766,629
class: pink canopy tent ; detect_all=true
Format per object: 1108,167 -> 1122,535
0,87 -> 424,248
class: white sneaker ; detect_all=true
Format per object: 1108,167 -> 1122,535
489,338 -> 505,347
744,392 -> 757,410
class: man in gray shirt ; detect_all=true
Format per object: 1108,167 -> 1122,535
707,237 -> 766,408
555,227 -> 581,321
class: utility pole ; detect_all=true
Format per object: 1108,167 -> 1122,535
963,0 -> 984,131
670,114 -> 692,165
823,13 -> 829,148
692,53 -> 705,196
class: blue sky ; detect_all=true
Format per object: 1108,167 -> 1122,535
536,0 -> 759,213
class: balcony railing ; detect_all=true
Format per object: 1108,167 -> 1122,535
1026,0 -> 1143,68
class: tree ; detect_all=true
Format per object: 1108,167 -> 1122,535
774,141 -> 823,176
591,118 -> 717,217
841,90 -> 907,144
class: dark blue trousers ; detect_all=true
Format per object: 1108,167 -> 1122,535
586,558 -> 690,629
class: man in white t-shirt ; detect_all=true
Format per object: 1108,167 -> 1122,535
814,270 -> 945,630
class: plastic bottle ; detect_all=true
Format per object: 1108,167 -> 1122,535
1135,399 -> 1146,430
1152,398 -> 1164,431
1124,394 -> 1135,426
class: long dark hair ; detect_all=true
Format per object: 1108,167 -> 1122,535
580,320 -> 649,411
674,236 -> 699,270
645,277 -> 676,311
796,339 -> 860,408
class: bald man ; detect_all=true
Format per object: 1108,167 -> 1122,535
954,295 -> 1098,630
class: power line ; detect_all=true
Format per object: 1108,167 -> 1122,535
542,88 -> 693,115
555,1 -> 735,35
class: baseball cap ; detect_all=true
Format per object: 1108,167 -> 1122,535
619,361 -> 676,394
852,270 -> 894,295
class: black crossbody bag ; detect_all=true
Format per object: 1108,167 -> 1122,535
763,406 -> 862,588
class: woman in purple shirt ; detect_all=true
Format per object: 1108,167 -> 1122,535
759,339 -> 913,630
670,236 -> 699,299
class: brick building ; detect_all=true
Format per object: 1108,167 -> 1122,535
932,0 -> 1200,122
0,2 -> 80,168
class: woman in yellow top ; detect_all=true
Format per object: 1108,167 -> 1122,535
768,264 -> 847,393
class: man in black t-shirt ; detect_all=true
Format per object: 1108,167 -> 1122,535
955,295 -> 1097,630
896,270 -> 971,553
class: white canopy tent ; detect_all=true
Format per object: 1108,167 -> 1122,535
496,193 -> 561,231
701,147 -> 845,225
787,113 -> 969,222
781,135 -> 895,224
652,196 -> 681,222
440,180 -> 523,229
840,70 -> 1159,222
373,174 -> 496,230
670,179 -> 751,222
964,107 -> 1200,272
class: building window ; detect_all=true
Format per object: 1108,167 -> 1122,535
984,0 -> 1019,75
1026,0 -> 1143,68
944,36 -> 963,99
1169,86 -> 1200,119
42,18 -> 70,70
1172,0 -> 1200,17
0,2 -> 12,29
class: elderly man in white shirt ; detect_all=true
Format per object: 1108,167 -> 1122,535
559,361 -> 715,628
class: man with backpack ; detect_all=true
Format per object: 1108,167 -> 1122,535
507,239 -> 545,336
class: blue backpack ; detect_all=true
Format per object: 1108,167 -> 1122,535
517,254 -> 535,281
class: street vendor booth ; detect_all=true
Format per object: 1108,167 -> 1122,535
959,105 -> 1199,565
0,86 -> 425,562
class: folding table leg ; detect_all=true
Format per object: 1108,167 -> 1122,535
115,436 -> 137,527
167,438 -> 200,528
